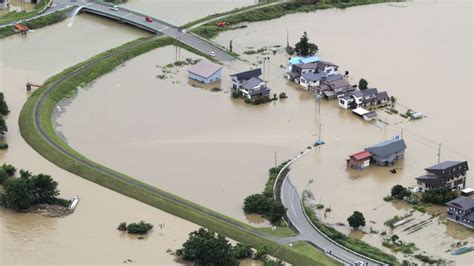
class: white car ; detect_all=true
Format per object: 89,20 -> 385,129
209,51 -> 216,57
110,5 -> 119,11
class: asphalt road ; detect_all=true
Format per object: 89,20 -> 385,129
80,2 -> 234,62
281,177 -> 381,266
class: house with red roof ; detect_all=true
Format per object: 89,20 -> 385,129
347,150 -> 372,170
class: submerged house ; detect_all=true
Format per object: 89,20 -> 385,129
365,137 -> 407,166
286,63 -> 318,83
239,77 -> 271,102
347,150 -> 372,170
415,161 -> 469,191
230,68 -> 262,90
338,88 -> 390,109
317,78 -> 353,99
352,107 -> 378,121
316,61 -> 339,76
187,60 -> 223,84
287,55 -> 320,70
299,72 -> 327,90
447,196 -> 474,229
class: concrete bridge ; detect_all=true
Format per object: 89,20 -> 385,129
79,1 -> 233,62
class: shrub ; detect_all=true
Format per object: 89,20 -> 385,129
0,169 -> 9,185
243,193 -> 286,224
117,222 -> 127,231
347,211 -> 366,229
1,164 -> 16,176
0,143 -> 8,150
391,185 -> 411,200
126,221 -> 153,234
315,204 -> 324,209
233,243 -> 253,259
421,188 -> 457,204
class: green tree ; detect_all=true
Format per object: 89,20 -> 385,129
3,177 -> 34,210
0,117 -> 7,136
294,32 -> 318,56
391,185 -> 411,200
176,228 -> 238,266
347,211 -> 366,230
30,174 -> 60,204
358,78 -> 368,90
117,222 -> 127,231
2,163 -> 16,176
0,92 -> 9,116
233,243 -> 253,259
126,221 -> 153,234
0,169 -> 9,185
421,188 -> 456,204
243,193 -> 286,224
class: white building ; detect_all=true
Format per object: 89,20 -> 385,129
299,72 -> 327,90
316,61 -> 339,76
187,60 -> 223,84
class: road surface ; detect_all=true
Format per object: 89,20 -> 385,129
280,177 -> 382,266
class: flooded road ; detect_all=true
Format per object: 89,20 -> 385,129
56,0 -> 473,263
0,13 -> 199,265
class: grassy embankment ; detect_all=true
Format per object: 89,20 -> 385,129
18,35 -> 339,266
304,206 -> 399,265
0,7 -> 73,39
191,0 -> 401,39
0,0 -> 49,24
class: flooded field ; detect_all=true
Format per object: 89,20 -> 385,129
0,13 -> 198,265
55,0 -> 473,263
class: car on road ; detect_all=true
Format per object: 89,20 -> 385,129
355,261 -> 368,266
209,51 -> 216,57
145,16 -> 153,23
109,5 -> 119,11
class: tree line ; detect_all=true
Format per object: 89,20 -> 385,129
0,92 -> 9,149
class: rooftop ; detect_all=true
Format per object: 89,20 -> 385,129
353,88 -> 378,98
241,77 -> 265,90
377,91 -> 390,101
365,137 -> 407,157
425,161 -> 469,171
325,74 -> 344,82
447,196 -> 474,210
230,68 -> 262,80
317,60 -> 339,69
350,150 -> 372,161
302,71 -> 327,81
288,56 -> 320,65
188,60 -> 223,79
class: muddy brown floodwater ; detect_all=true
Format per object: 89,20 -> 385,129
1,0 -> 263,263
56,0 -> 473,264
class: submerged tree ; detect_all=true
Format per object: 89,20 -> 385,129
176,228 -> 238,266
0,117 -> 7,136
294,32 -> 318,56
0,92 -> 9,116
347,211 -> 366,230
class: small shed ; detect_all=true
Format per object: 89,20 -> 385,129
187,60 -> 223,84
352,107 -> 377,121
347,150 -> 372,170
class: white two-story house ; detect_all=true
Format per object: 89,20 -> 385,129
316,61 -> 339,76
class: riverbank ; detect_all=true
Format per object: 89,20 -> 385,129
0,7 -> 72,39
0,0 -> 49,25
18,35 -> 338,266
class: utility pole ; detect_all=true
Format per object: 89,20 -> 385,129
315,95 -> 321,115
318,123 -> 322,142
274,152 -> 277,168
401,128 -> 404,139
437,144 -> 442,164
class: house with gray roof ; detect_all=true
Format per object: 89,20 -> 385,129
415,161 -> 469,191
337,88 -> 390,109
239,77 -> 271,102
285,63 -> 319,83
299,72 -> 327,90
365,137 -> 407,166
447,196 -> 474,229
316,61 -> 339,76
187,60 -> 223,84
230,68 -> 262,90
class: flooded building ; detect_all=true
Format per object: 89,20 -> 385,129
337,88 -> 389,109
415,161 -> 469,191
365,137 -> 407,166
299,71 -> 327,90
230,68 -> 262,90
347,150 -> 372,170
315,61 -> 339,76
239,77 -> 271,102
447,196 -> 474,229
187,60 -> 223,84
287,55 -> 320,70
285,63 -> 319,83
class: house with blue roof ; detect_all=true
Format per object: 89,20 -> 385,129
287,56 -> 320,70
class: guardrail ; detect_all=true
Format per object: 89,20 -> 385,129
37,0 -> 53,14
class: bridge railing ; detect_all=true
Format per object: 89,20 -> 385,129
93,1 -> 176,29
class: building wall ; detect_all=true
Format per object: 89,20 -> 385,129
372,151 -> 404,166
189,70 -> 221,84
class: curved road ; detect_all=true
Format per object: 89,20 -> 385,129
281,177 -> 380,266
